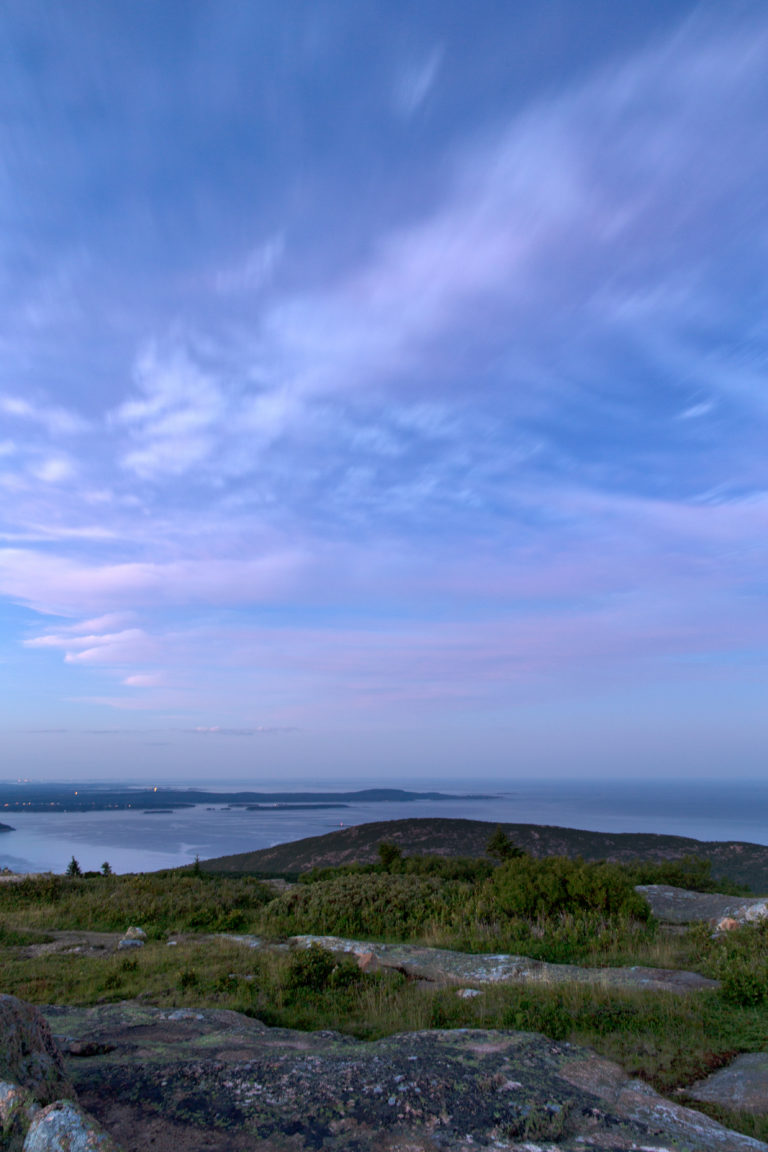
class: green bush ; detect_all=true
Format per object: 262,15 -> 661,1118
627,855 -> 750,896
484,856 -> 650,921
261,872 -> 470,940
301,854 -> 493,884
702,921 -> 768,1005
286,945 -> 337,992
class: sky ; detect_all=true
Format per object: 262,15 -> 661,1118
1,1 -> 767,783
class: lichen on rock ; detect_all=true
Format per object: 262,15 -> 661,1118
0,996 -> 74,1106
21,1100 -> 120,1152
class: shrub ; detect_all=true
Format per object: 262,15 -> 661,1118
484,856 -> 650,921
378,842 -> 403,871
285,945 -> 337,992
261,873 -> 469,940
627,855 -> 750,896
702,921 -> 768,1005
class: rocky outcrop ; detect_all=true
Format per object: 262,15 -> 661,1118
283,934 -> 718,993
689,1053 -> 768,1114
39,1000 -> 767,1151
637,885 -> 768,927
0,996 -> 73,1106
0,997 -> 122,1151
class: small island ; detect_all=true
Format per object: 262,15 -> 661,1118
0,822 -> 15,833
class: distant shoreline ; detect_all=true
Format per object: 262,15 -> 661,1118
0,784 -> 491,815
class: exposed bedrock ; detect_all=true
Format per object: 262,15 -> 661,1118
224,932 -> 719,993
42,1000 -> 767,1152
636,885 -> 768,928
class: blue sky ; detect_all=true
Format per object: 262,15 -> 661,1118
1,1 -> 767,782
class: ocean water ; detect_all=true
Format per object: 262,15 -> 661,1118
1,778 -> 767,875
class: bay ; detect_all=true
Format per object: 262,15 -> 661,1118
1,777 -> 767,875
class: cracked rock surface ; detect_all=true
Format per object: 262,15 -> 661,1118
42,1000 -> 767,1152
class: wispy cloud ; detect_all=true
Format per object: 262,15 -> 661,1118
393,47 -> 443,117
0,394 -> 89,436
2,5 -> 768,755
214,235 -> 284,295
114,345 -> 226,478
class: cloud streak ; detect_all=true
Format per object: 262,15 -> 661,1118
1,4 -> 767,772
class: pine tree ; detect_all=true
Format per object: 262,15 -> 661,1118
486,824 -> 523,862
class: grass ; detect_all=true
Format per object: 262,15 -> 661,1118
0,871 -> 272,937
3,935 -> 768,1099
3,852 -> 768,1144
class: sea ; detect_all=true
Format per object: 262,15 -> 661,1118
1,777 -> 768,876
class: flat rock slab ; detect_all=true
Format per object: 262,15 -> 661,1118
689,1053 -> 768,1114
19,931 -> 124,959
41,1001 -> 766,1152
636,886 -> 768,926
289,934 -> 718,993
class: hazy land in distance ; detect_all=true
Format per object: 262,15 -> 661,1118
0,782 -> 487,814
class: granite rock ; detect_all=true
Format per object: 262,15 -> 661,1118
0,1080 -> 40,1152
22,1099 -> 120,1151
0,996 -> 74,1106
689,1053 -> 768,1114
289,933 -> 719,993
42,999 -> 768,1152
636,886 -> 768,927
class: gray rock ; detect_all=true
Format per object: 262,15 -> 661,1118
22,1100 -> 120,1151
637,885 -> 768,927
116,939 -> 143,951
0,1080 -> 40,1152
121,926 -> 146,941
689,1053 -> 768,1114
0,996 -> 74,1105
289,933 -> 719,993
42,1000 -> 768,1151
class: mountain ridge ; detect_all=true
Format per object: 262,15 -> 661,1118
199,816 -> 768,891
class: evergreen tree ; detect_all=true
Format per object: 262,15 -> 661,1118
377,841 -> 403,872
486,824 -> 523,862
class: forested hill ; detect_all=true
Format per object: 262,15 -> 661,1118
200,817 -> 768,892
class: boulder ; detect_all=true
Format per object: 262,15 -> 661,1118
689,1053 -> 768,1114
121,927 -> 146,941
0,1080 -> 40,1152
0,996 -> 74,1105
42,1000 -> 768,1151
637,885 -> 768,927
22,1100 -> 120,1151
